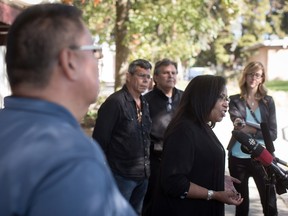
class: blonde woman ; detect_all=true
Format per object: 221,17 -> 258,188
227,61 -> 278,216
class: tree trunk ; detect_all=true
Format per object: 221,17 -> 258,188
115,0 -> 130,90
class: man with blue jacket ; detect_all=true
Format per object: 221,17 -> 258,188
0,3 -> 135,216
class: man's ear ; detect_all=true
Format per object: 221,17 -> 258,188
126,72 -> 131,82
58,48 -> 78,80
153,74 -> 157,84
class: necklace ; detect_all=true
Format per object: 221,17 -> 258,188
247,96 -> 256,107
136,104 -> 142,123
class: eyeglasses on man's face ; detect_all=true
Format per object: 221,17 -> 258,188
69,45 -> 103,59
247,72 -> 263,79
218,93 -> 230,103
134,73 -> 151,80
160,71 -> 178,76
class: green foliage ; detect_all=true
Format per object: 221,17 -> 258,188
268,0 -> 288,36
65,0 -> 287,87
195,0 -> 287,77
81,94 -> 107,128
72,0 -> 116,45
70,0 -> 237,62
280,12 -> 288,35
266,80 -> 288,91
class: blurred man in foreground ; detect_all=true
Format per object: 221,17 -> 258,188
0,3 -> 136,216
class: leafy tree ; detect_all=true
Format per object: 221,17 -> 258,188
195,0 -> 288,77
267,0 -> 288,36
62,0 -> 238,89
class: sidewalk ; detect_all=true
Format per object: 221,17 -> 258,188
213,90 -> 288,215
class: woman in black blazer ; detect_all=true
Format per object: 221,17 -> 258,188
228,61 -> 278,216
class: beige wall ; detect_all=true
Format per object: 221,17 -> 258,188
248,46 -> 288,81
267,48 -> 288,80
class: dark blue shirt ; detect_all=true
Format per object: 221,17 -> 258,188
144,86 -> 183,154
0,96 -> 136,216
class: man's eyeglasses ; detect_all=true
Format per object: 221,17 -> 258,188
247,72 -> 263,79
134,73 -> 151,80
218,94 -> 230,103
160,71 -> 178,76
69,45 -> 103,59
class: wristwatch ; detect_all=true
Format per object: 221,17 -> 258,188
180,191 -> 188,199
207,190 -> 214,200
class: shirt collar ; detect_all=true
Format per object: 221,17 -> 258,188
3,96 -> 80,128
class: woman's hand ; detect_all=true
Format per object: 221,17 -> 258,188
225,175 -> 240,191
219,175 -> 243,205
213,190 -> 243,206
233,118 -> 245,130
233,118 -> 257,135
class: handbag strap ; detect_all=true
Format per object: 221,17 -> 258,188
246,101 -> 261,124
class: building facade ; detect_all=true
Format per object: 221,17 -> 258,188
247,38 -> 288,81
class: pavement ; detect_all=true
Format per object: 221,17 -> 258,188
213,89 -> 288,215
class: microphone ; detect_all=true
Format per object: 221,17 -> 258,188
259,122 -> 288,167
232,130 -> 288,190
276,158 -> 288,167
232,130 -> 273,166
260,122 -> 275,154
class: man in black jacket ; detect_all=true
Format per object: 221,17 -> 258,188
92,59 -> 152,215
142,58 -> 183,216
